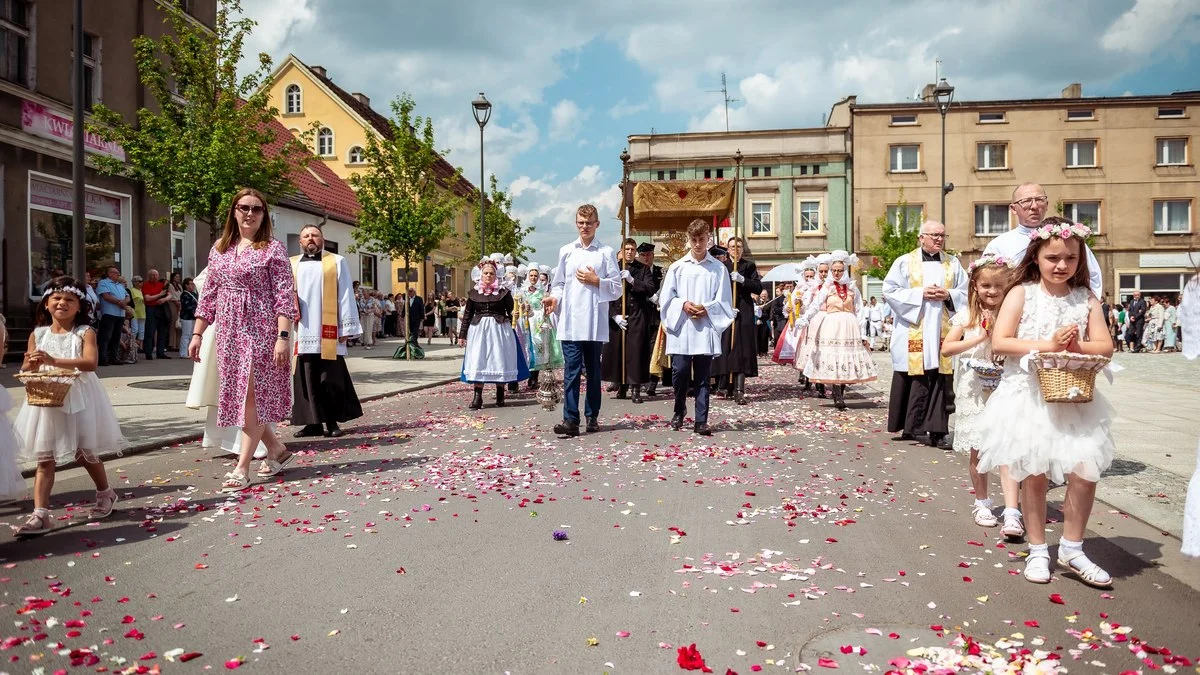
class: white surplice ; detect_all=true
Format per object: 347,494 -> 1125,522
550,237 -> 623,342
882,252 -> 968,372
659,253 -> 735,355
983,225 -> 1103,299
294,252 -> 362,356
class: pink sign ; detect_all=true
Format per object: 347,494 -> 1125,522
21,99 -> 127,161
29,178 -> 123,221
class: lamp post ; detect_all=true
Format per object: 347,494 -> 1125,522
472,92 -> 492,256
933,77 -> 955,225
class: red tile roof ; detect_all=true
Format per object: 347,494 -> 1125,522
260,115 -> 361,224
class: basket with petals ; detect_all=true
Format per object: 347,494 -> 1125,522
966,359 -> 1004,390
15,368 -> 80,407
1031,352 -> 1110,403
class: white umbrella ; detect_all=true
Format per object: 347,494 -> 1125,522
761,263 -> 804,283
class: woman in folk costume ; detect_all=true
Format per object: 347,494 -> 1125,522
459,259 -> 530,409
794,252 -> 833,396
513,264 -> 533,370
713,236 -> 764,405
796,251 -> 877,409
771,258 -> 816,365
523,264 -> 564,389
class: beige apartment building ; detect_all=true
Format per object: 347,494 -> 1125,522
851,84 -> 1200,301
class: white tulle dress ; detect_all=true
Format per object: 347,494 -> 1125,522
975,283 -> 1114,483
0,386 -> 27,501
950,311 -> 995,454
14,326 -> 125,465
1180,273 -> 1199,557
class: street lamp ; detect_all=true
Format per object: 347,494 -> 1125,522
933,77 -> 955,225
472,92 -> 492,256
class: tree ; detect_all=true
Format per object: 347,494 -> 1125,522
349,93 -> 464,358
461,174 -> 535,263
861,188 -> 921,280
87,0 -> 307,236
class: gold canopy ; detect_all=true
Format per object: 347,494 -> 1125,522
628,180 -> 734,233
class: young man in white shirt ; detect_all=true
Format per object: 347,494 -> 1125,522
658,218 -> 735,436
544,204 -> 623,437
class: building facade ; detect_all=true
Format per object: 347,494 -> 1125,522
852,84 -> 1200,301
625,115 -> 852,273
261,54 -> 477,296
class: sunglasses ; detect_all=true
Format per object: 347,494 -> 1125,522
235,204 -> 265,215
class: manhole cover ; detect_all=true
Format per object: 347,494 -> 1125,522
127,378 -> 192,391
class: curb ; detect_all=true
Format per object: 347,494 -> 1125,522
19,375 -> 460,478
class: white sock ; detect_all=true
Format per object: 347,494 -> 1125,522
1028,543 -> 1049,558
1002,507 -> 1022,519
1059,538 -> 1083,555
974,498 -> 993,509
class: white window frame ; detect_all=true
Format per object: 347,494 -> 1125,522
1066,109 -> 1095,121
347,145 -> 365,165
360,253 -> 377,288
889,144 -> 920,173
1156,137 -> 1188,166
1157,107 -> 1185,119
886,205 -> 924,233
0,0 -> 33,88
317,127 -> 334,157
978,112 -> 1006,124
890,114 -> 918,126
750,201 -> 773,235
976,142 -> 1008,170
797,200 -> 822,234
1062,201 -> 1101,234
973,204 -> 1010,237
285,83 -> 302,114
1065,139 -> 1097,168
1153,199 -> 1192,234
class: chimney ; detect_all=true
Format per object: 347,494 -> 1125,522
311,65 -> 327,78
1061,83 -> 1082,99
352,92 -> 370,107
920,83 -> 937,103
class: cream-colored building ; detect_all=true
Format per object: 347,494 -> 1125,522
852,84 -> 1200,301
261,54 -> 477,295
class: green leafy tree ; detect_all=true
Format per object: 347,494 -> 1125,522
1053,200 -> 1098,248
461,174 -> 535,263
87,0 -> 307,236
349,93 -> 464,357
862,188 -> 922,280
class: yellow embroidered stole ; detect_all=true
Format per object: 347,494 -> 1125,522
906,249 -> 954,375
291,253 -> 340,360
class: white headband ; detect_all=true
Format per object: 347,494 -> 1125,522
42,285 -> 87,300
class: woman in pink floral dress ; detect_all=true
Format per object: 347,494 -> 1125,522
188,188 -> 296,492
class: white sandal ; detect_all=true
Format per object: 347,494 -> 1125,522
89,488 -> 118,520
1024,552 -> 1052,584
220,471 -> 251,493
971,504 -> 998,527
1057,549 -> 1112,588
16,509 -> 53,536
1002,513 -> 1025,540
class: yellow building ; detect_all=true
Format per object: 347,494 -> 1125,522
261,54 -> 477,296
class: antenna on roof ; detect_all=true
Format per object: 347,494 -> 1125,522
706,73 -> 741,133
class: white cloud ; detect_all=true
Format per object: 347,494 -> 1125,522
510,165 -> 622,260
1101,0 -> 1200,54
438,112 -> 539,185
549,99 -> 588,143
608,98 -> 649,119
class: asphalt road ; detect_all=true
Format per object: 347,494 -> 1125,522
1,363 -> 1197,674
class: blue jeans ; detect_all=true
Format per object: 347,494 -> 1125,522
672,354 -> 713,425
561,340 -> 602,424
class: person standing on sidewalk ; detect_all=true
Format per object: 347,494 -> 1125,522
95,266 -> 127,367
142,269 -> 172,360
543,204 -> 623,438
178,278 -> 198,359
129,275 -> 146,353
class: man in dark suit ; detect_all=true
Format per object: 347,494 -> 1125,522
406,287 -> 424,347
1126,291 -> 1148,352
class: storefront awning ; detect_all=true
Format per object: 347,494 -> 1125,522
629,180 -> 734,233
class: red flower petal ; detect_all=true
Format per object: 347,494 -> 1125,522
818,657 -> 839,668
1049,593 -> 1065,605
179,652 -> 202,662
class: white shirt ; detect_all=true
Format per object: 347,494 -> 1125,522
882,252 -> 968,372
294,252 -> 361,355
983,224 -> 1103,299
659,252 -> 735,355
550,237 -> 623,342
868,303 -> 885,323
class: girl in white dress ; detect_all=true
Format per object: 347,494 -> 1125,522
975,219 -> 1115,587
14,278 -> 124,534
0,315 -> 28,502
1180,272 -> 1199,557
941,254 -> 1022,535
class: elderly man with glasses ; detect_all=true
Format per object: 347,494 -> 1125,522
882,220 -> 968,449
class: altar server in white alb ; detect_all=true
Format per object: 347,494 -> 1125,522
290,224 -> 363,439
882,220 -> 968,449
659,218 -> 735,436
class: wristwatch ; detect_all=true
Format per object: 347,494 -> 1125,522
278,331 -> 290,339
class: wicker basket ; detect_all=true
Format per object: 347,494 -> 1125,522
966,360 -> 1004,391
15,368 -> 81,407
1031,352 -> 1110,403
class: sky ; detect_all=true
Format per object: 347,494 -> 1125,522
237,0 -> 1200,263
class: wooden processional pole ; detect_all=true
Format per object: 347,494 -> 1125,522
729,149 -> 743,353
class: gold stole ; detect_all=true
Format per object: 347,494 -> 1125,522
906,249 -> 954,375
291,254 -> 340,360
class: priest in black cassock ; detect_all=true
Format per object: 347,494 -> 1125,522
290,224 -> 364,438
637,242 -> 667,396
712,236 -> 763,405
601,238 -> 656,402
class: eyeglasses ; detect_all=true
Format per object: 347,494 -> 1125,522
921,233 -> 948,240
1012,196 -> 1049,208
235,204 -> 265,215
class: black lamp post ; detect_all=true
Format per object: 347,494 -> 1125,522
933,77 -> 955,225
472,92 -> 492,256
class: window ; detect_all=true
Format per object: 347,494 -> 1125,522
716,168 -> 724,179
0,0 -> 31,86
1065,140 -> 1097,168
317,127 -> 334,157
974,204 -> 1010,236
976,142 -> 1007,170
764,167 -> 771,177
978,112 -> 1006,123
656,170 -> 665,181
1062,201 -> 1101,233
80,34 -> 100,109
1156,138 -> 1188,166
285,84 -> 302,114
799,165 -> 808,176
1066,109 -> 1094,120
750,167 -> 759,177
886,205 -> 923,232
360,253 -> 377,288
889,145 -> 920,172
751,202 -> 772,234
890,114 -> 918,126
347,146 -> 365,164
812,165 -> 820,175
798,201 -> 821,233
1154,200 -> 1191,234
703,169 -> 711,179
1157,107 -> 1185,119
669,169 -> 677,180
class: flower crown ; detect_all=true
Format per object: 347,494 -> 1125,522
42,285 -> 87,300
967,254 -> 1016,275
1029,221 -> 1091,241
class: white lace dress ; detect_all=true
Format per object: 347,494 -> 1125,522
1180,274 -> 1199,557
975,283 -> 1114,483
14,326 -> 125,465
949,311 -> 995,454
0,386 -> 26,500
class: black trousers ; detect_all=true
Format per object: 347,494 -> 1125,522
143,305 -> 170,357
673,354 -> 713,425
98,314 -> 124,364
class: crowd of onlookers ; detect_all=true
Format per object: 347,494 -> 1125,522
73,265 -> 199,367
1105,291 -> 1182,353
347,284 -> 466,349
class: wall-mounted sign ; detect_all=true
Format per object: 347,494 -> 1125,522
21,99 -> 127,161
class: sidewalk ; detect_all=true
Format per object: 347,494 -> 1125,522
2,337 -> 466,467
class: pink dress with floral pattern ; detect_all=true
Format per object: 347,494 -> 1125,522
195,239 -> 296,427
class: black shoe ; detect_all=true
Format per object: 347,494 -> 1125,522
646,384 -> 657,397
469,389 -> 484,410
929,432 -> 952,449
693,423 -> 713,436
585,417 -> 599,433
496,384 -> 506,407
554,421 -> 580,437
295,424 -> 324,437
158,353 -> 172,359
507,381 -> 519,394
144,355 -> 154,361
632,386 -> 644,404
325,424 -> 344,438
670,414 -> 684,431
816,383 -> 826,398
893,433 -> 917,442
616,385 -> 628,400
735,389 -> 747,405
605,383 -> 619,393
734,374 -> 746,405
